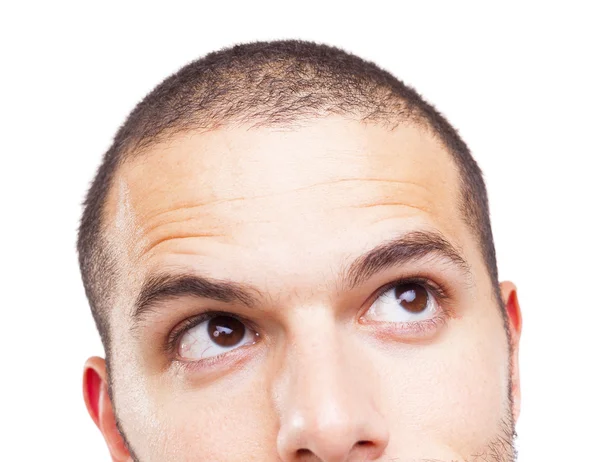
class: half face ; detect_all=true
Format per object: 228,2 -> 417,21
99,116 -> 516,461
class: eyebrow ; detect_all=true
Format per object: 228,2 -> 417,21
132,230 -> 470,324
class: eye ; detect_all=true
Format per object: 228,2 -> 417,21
362,282 -> 438,323
178,315 -> 258,361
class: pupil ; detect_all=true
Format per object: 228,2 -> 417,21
395,283 -> 429,313
208,316 -> 245,347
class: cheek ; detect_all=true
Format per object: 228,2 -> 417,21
375,313 -> 510,451
121,366 -> 280,462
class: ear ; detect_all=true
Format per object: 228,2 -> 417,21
499,281 -> 522,423
83,357 -> 132,462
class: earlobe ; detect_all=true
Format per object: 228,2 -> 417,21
83,357 -> 132,462
499,281 -> 522,423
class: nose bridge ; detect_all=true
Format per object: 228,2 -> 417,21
275,309 -> 388,461
288,313 -> 354,419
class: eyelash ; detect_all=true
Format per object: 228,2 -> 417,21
370,276 -> 450,305
165,275 -> 452,360
165,310 -> 255,356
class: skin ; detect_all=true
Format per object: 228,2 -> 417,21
83,116 -> 522,461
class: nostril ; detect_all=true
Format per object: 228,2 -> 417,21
291,439 -> 379,460
355,440 -> 377,451
296,448 -> 312,458
295,443 -> 373,459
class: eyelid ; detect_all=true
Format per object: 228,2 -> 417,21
358,274 -> 455,328
165,310 -> 255,356
370,276 -> 450,305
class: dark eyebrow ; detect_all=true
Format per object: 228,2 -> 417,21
133,273 -> 261,323
340,230 -> 470,291
132,230 -> 470,324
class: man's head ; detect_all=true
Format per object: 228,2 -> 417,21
79,40 -> 522,461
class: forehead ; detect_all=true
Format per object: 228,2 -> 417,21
105,117 -> 468,296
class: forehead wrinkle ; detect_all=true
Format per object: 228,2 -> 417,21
138,176 -> 431,219
134,175 -> 436,236
130,176 -> 446,263
137,231 -> 225,261
135,201 -> 238,247
112,120 -> 463,272
344,200 -> 434,215
339,183 -> 442,218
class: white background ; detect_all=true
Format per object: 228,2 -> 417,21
1,2 -> 599,461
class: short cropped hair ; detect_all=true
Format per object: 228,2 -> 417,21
77,40 -> 500,353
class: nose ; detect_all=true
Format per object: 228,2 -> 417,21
275,312 -> 389,462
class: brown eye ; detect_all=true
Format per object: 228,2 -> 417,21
363,280 -> 438,325
178,315 -> 257,361
394,283 -> 429,313
207,316 -> 246,347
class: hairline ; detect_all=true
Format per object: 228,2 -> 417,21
78,41 -> 504,359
